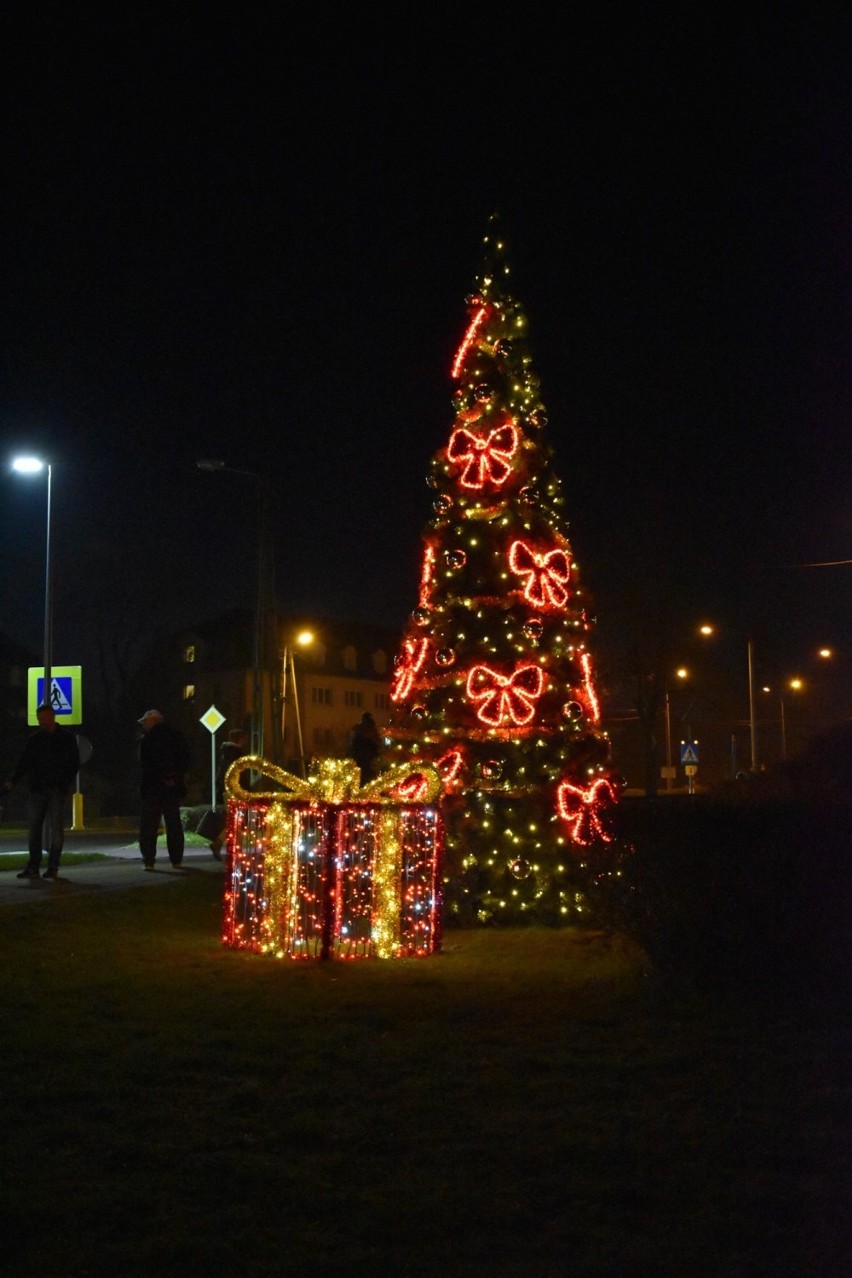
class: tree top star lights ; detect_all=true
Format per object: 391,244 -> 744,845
384,216 -> 626,926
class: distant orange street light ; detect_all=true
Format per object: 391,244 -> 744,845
698,621 -> 757,771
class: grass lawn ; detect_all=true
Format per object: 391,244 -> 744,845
0,869 -> 848,1276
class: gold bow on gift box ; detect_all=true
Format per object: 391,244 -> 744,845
224,755 -> 443,805
223,756 -> 443,959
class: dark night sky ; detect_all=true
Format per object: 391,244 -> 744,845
2,9 -> 851,695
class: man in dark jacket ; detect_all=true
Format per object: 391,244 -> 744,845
2,704 -> 80,879
215,727 -> 250,805
347,711 -> 382,785
207,727 -> 250,860
137,708 -> 190,870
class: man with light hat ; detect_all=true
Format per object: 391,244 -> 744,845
137,709 -> 190,870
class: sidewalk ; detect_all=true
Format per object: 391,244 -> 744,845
0,833 -> 223,905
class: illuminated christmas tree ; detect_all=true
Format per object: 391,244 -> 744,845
385,217 -> 625,926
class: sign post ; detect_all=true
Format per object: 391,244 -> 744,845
72,734 -> 93,830
200,705 -> 226,805
29,666 -> 85,823
680,741 -> 699,795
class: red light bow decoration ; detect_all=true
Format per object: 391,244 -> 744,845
508,539 -> 571,609
436,748 -> 465,788
419,542 -> 437,608
466,663 -> 544,727
451,305 -> 488,379
556,776 -> 618,845
579,651 -> 600,723
390,772 -> 433,802
447,422 -> 518,490
391,637 -> 429,702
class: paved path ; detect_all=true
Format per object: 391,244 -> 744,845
0,832 -> 223,905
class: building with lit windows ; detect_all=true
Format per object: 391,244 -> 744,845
165,610 -> 397,780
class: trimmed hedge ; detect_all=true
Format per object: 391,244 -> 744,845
611,795 -> 852,1000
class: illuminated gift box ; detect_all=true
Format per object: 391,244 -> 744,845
221,757 -> 445,960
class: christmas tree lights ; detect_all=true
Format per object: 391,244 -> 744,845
384,217 -> 625,925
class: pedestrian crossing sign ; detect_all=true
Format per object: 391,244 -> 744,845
680,742 -> 699,765
28,666 -> 83,725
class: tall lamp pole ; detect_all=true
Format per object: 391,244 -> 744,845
12,456 -> 53,703
700,624 -> 759,774
11,455 -> 87,830
197,459 -> 277,760
281,630 -> 314,777
664,687 -> 673,792
747,636 -> 758,772
663,667 -> 689,793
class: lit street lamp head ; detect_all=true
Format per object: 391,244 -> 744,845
11,455 -> 46,474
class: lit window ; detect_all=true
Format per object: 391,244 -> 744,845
183,645 -> 196,663
182,684 -> 195,701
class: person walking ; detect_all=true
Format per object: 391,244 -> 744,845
216,727 -> 250,804
347,711 -> 382,785
208,727 -> 249,860
137,709 -> 190,870
2,703 -> 80,879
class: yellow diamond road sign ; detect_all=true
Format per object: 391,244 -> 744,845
200,705 -> 225,734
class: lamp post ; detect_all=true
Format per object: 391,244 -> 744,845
700,624 -> 758,772
664,687 -> 672,791
746,636 -> 757,771
281,629 -> 314,777
779,693 -> 787,759
781,678 -> 803,759
663,666 -> 690,792
12,456 -> 53,704
197,459 -> 276,760
760,677 -> 803,761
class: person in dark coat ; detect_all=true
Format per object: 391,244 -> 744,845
216,727 -> 250,804
2,703 -> 80,879
347,711 -> 382,785
137,709 -> 190,870
209,727 -> 250,860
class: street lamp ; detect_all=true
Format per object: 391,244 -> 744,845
663,666 -> 689,792
197,459 -> 276,760
281,629 -> 314,778
699,623 -> 758,772
762,677 -> 803,760
782,678 -> 803,759
11,456 -> 53,704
